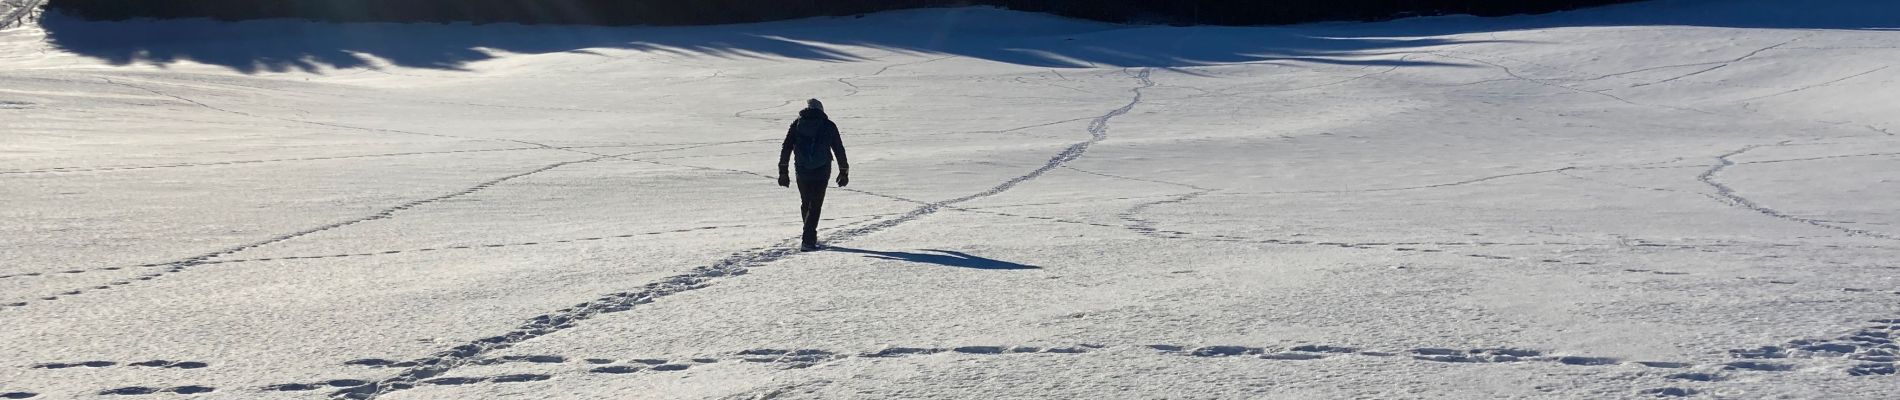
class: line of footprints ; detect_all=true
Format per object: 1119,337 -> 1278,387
266,332 -> 1893,398
5,360 -> 215,397
14,319 -> 1893,397
0,224 -> 755,309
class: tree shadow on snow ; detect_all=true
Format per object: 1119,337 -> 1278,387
828,247 -> 1040,270
36,7 -> 1487,74
32,1 -> 1900,74
1355,0 -> 1900,37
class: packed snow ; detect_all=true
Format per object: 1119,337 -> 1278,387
2,0 -> 1898,398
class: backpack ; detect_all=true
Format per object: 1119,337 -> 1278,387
791,118 -> 835,171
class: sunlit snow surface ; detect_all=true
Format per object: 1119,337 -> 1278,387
2,0 -> 1898,398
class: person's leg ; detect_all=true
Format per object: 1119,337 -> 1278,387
798,174 -> 816,244
808,171 -> 828,242
796,168 -> 831,246
800,191 -> 813,231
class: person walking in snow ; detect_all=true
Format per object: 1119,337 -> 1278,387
779,98 -> 849,251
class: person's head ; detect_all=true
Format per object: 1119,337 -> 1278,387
806,98 -> 824,111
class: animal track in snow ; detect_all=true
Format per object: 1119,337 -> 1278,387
0,217 -> 838,309
1698,142 -> 1899,241
1638,387 -> 1698,397
97,386 -> 216,395
426,374 -> 552,385
0,147 -> 545,175
297,345 -> 1094,392
1055,162 -> 1850,280
1851,363 -> 1898,376
1634,361 -> 1693,369
835,56 -> 956,97
0,219 -> 814,287
1666,372 -> 1723,382
30,361 -> 115,368
968,167 -> 1617,267
469,355 -> 568,366
1557,356 -> 1622,366
12,145 -> 684,308
303,373 -> 554,395
0,267 -> 135,283
25,359 -> 218,395
343,354 -> 582,369
962,201 -> 1584,268
277,336 -> 1896,396
262,380 -> 375,392
195,224 -> 755,267
343,359 -> 417,368
30,360 -> 209,369
1723,361 -> 1796,372
1409,347 -> 1546,363
737,349 -> 843,369
333,69 -> 1159,400
1724,317 -> 1900,376
588,365 -> 641,374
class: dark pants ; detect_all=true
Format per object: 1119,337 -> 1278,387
796,167 -> 831,246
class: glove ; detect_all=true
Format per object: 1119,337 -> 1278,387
836,169 -> 849,187
778,174 -> 790,187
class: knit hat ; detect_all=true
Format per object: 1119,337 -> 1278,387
807,98 -> 824,111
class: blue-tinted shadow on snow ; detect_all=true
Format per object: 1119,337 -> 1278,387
1347,0 -> 1900,36
36,1 -> 1899,75
828,247 -> 1040,270
37,8 -> 1486,74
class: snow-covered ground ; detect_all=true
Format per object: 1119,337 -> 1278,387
3,0 -> 1898,398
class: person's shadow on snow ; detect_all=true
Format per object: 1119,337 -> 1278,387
828,247 -> 1039,270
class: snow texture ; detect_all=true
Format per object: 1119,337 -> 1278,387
2,0 -> 1898,398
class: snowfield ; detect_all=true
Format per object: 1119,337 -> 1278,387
2,0 -> 1898,398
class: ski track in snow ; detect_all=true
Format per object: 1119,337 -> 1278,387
324,68 -> 1155,399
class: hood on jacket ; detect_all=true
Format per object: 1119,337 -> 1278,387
799,107 -> 828,121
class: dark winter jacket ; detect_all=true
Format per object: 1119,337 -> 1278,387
780,107 -> 847,175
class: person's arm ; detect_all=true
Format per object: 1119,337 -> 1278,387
829,122 -> 848,187
828,123 -> 848,171
778,122 -> 795,187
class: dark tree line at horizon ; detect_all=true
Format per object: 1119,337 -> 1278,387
47,0 -> 1642,26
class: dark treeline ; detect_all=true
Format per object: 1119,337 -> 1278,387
47,0 -> 1641,26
